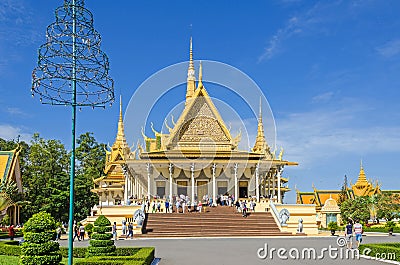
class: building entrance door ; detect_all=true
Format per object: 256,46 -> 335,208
177,181 -> 188,196
239,181 -> 248,198
197,181 -> 208,202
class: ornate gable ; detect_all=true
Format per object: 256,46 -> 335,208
166,85 -> 233,151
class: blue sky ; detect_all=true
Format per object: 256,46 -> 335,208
1,0 -> 400,203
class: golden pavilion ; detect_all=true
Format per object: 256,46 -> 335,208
92,39 -> 297,206
296,162 -> 400,227
0,147 -> 23,225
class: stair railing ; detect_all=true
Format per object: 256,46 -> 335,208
269,201 -> 288,230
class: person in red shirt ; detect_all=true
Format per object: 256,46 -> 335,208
8,225 -> 15,240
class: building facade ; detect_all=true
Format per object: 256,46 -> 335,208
92,40 -> 297,206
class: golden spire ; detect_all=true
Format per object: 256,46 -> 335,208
112,95 -> 129,152
186,37 -> 196,103
355,160 -> 368,185
252,97 -> 268,154
197,61 -> 203,89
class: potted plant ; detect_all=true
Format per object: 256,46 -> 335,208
385,221 -> 396,236
327,221 -> 339,236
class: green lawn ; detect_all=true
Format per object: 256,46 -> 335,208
0,255 -> 19,265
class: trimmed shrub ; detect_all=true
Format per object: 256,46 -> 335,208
87,215 -> 115,257
85,223 -> 94,239
0,241 -> 21,256
91,232 -> 113,241
20,211 -> 62,265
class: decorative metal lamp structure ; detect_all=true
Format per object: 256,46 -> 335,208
31,0 -> 114,264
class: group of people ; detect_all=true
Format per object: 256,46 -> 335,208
172,195 -> 203,213
73,222 -> 85,241
114,220 -> 134,239
344,219 -> 364,248
235,199 -> 256,217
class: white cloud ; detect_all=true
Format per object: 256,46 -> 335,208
6,107 -> 29,116
312,91 -> 334,103
0,124 -> 31,142
376,39 -> 400,58
259,16 -> 301,61
275,105 -> 400,167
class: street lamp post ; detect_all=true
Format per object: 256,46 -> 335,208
31,1 -> 114,264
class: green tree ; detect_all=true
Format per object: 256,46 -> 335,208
337,175 -> 348,206
22,134 -> 70,222
376,193 -> 400,221
340,196 -> 370,223
74,132 -> 106,221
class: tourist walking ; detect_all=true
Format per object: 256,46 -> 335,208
122,220 -> 127,236
112,222 -> 117,240
127,222 -> 133,239
345,219 -> 353,249
56,226 -> 62,241
354,220 -> 363,248
242,201 -> 247,217
157,201 -> 161,212
182,200 -> 186,213
165,200 -> 170,213
198,201 -> 203,213
73,222 -> 80,241
151,201 -> 156,213
79,223 -> 85,241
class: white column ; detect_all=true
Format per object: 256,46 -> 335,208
169,163 -> 173,202
191,163 -> 195,201
255,163 -> 260,203
212,163 -> 216,206
124,174 -> 129,204
277,166 -> 283,204
234,163 -> 238,201
146,163 -> 151,201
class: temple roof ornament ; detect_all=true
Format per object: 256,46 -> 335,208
186,37 -> 195,103
252,97 -> 272,157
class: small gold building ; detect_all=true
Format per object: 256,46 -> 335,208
0,148 -> 23,225
92,39 -> 297,206
296,163 -> 400,227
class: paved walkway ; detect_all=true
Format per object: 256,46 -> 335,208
57,234 -> 399,265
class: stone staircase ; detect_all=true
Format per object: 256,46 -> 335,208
136,206 -> 293,238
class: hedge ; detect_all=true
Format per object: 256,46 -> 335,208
359,243 -> 400,262
0,243 -> 151,260
0,241 -> 21,256
59,247 -> 87,258
75,248 -> 155,265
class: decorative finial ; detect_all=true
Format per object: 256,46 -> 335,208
189,37 -> 194,71
360,159 -> 363,169
119,95 -> 123,122
259,96 -> 262,120
199,61 -> 203,82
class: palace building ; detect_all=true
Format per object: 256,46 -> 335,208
296,162 -> 400,227
92,39 -> 297,206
